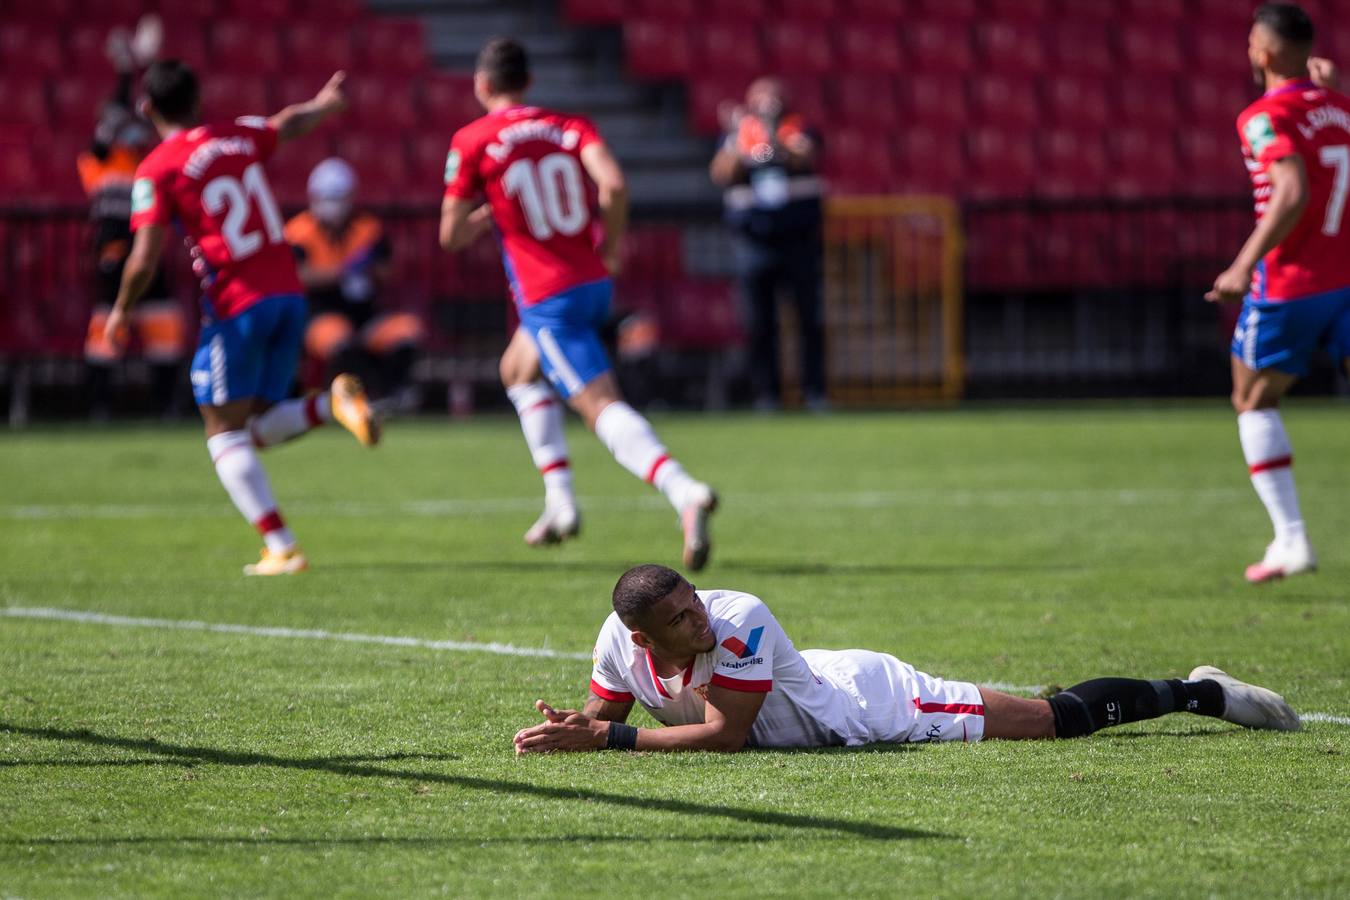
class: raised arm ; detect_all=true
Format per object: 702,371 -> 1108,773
103,223 -> 167,350
1207,155 -> 1309,303
579,141 -> 627,276
267,71 -> 348,145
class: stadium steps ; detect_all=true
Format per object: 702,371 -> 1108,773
366,0 -> 719,208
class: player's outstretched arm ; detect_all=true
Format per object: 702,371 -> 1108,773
438,197 -> 493,252
267,71 -> 348,145
104,223 -> 166,351
1207,155 -> 1309,303
579,142 -> 628,276
513,685 -> 764,754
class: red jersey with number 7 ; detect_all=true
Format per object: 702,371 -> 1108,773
443,106 -> 609,307
1237,80 -> 1350,302
129,118 -> 302,320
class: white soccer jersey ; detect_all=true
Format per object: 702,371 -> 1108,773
589,590 -> 986,748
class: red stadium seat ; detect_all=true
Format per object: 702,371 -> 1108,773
1177,131 -> 1249,197
975,22 -> 1046,74
1113,78 -> 1180,129
845,0 -> 906,21
560,0 -> 627,25
908,0 -> 978,23
348,76 -> 418,130
1190,29 -> 1249,79
1042,76 -> 1111,131
700,0 -> 766,21
1179,77 -> 1257,132
223,0 -> 293,19
894,128 -> 964,194
833,78 -> 900,129
624,20 -> 694,79
0,78 -> 50,127
695,24 -> 765,76
407,133 -> 453,192
1118,24 -> 1184,75
632,0 -> 699,19
780,0 -> 835,19
966,128 -> 1034,199
0,146 -> 40,199
1110,128 -> 1180,197
358,19 -> 427,75
1124,0 -> 1186,20
286,23 -> 356,76
1046,22 -> 1116,77
1052,0 -> 1115,23
50,77 -> 106,129
159,24 -> 211,70
764,22 -> 834,75
333,131 -> 410,203
64,25 -> 120,79
199,74 -> 270,120
661,279 -> 742,349
983,0 -> 1050,21
906,21 -> 974,74
902,74 -> 971,130
687,76 -> 749,134
265,147 -> 319,206
0,25 -> 65,76
1038,128 -> 1108,199
1192,0 -> 1258,31
826,127 -> 894,194
14,0 -> 78,23
780,78 -> 828,129
968,75 -> 1040,129
834,22 -> 903,74
420,74 -> 481,129
212,20 -> 283,73
169,0 -> 221,22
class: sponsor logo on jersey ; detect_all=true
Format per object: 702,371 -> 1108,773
720,626 -> 764,660
1244,112 -> 1278,158
444,149 -> 461,184
131,178 -> 155,214
720,656 -> 764,670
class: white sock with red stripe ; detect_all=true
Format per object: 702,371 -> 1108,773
593,401 -> 696,512
1237,409 -> 1306,545
507,381 -> 575,509
207,430 -> 297,554
249,393 -> 331,449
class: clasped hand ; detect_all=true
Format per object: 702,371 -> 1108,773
513,699 -> 607,755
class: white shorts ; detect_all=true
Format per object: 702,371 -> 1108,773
803,649 -> 986,744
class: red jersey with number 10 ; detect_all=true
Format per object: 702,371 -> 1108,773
444,106 -> 609,306
129,118 -> 302,320
1237,80 -> 1350,302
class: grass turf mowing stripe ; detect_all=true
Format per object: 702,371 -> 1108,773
6,606 -> 1345,728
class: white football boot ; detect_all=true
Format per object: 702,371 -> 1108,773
524,504 -> 580,546
1189,665 -> 1301,732
680,482 -> 718,572
1244,537 -> 1317,584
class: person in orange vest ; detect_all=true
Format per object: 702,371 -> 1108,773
284,158 -> 424,408
80,17 -> 187,419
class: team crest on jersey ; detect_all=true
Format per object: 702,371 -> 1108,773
444,149 -> 461,184
1244,112 -> 1278,157
131,178 -> 155,214
721,626 -> 764,660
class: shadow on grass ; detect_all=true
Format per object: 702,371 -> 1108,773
316,558 -> 1081,577
0,722 -> 944,842
2,833 -> 850,848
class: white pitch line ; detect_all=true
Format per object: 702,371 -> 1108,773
3,606 -> 1346,728
0,606 -> 590,661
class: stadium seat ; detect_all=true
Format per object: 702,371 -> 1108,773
845,0 -> 907,20
420,74 -> 481,129
1124,0 -> 1186,20
349,76 -> 418,130
286,23 -> 356,76
1042,76 -> 1111,131
64,25 -> 119,79
660,278 -> 742,349
1110,128 -> 1181,197
1038,129 -> 1108,199
0,146 -> 40,199
833,78 -> 900,129
624,20 -> 694,79
686,75 -> 748,135
965,127 -> 1034,199
1113,78 -> 1180,129
1052,0 -> 1115,23
1177,131 -> 1248,197
1046,22 -> 1116,77
223,0 -> 293,20
0,25 -> 65,76
1180,77 -> 1257,132
764,22 -> 834,75
333,132 -> 409,203
983,0 -> 1051,21
965,211 -> 1035,289
199,74 -> 270,120
560,0 -> 627,25
1189,28 -> 1248,79
824,126 -> 894,194
834,22 -> 903,74
168,0 -> 221,22
975,22 -> 1047,74
159,24 -> 211,70
780,0 -> 835,19
50,77 -> 106,130
0,78 -> 51,128
968,75 -> 1040,129
1118,24 -> 1184,75
695,24 -> 765,76
407,133 -> 452,192
779,78 -> 828,129
894,128 -> 964,194
632,0 -> 699,19
13,0 -> 78,24
902,74 -> 971,130
211,20 -> 283,73
908,0 -> 979,23
700,0 -> 767,21
358,19 -> 428,75
906,21 -> 974,74
266,147 -> 318,206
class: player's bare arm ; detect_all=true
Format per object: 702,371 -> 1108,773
438,197 -> 493,252
514,684 -> 764,754
104,222 -> 167,349
267,71 -> 348,144
579,142 -> 628,276
581,691 -> 633,722
1207,155 -> 1309,303
1309,56 -> 1341,89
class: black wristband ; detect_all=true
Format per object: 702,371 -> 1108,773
606,721 -> 639,751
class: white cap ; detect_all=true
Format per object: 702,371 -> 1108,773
307,157 -> 357,200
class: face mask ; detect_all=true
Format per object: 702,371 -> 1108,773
312,197 -> 351,227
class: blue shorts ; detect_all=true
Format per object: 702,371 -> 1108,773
190,294 -> 306,406
1231,287 -> 1350,376
518,279 -> 613,398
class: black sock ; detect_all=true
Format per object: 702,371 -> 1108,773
1048,678 -> 1226,738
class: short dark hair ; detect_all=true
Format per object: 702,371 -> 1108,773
477,38 -> 530,93
143,59 -> 199,123
1254,3 -> 1315,47
612,564 -> 686,627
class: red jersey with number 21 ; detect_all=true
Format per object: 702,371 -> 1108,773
444,106 -> 609,307
1237,80 -> 1350,301
129,118 -> 302,320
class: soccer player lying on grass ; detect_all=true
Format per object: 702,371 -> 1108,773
513,565 -> 1300,754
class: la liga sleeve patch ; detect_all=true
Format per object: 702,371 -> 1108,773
1244,112 -> 1278,158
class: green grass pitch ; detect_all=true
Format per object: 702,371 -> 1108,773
2,404 -> 1348,897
